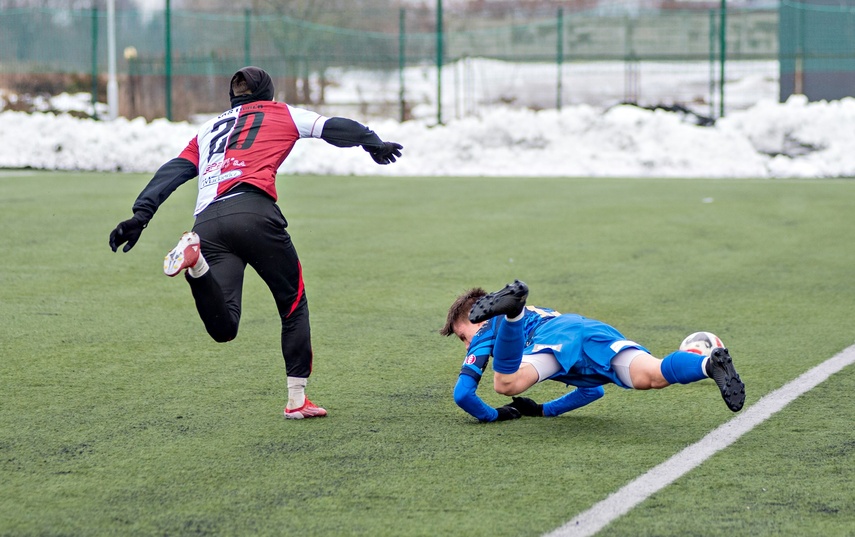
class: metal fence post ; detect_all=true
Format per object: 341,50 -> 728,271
165,0 -> 173,121
719,0 -> 726,118
624,15 -> 638,104
91,6 -> 99,119
709,8 -> 716,120
436,0 -> 443,125
399,7 -> 406,122
107,0 -> 118,119
557,7 -> 564,111
244,8 -> 251,67
795,3 -> 805,95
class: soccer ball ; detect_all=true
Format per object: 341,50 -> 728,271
679,331 -> 725,357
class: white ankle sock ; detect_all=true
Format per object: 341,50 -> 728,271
187,255 -> 209,278
506,310 -> 525,322
287,376 -> 307,409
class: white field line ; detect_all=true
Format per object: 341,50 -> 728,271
545,344 -> 855,537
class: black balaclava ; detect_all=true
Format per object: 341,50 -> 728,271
229,66 -> 275,108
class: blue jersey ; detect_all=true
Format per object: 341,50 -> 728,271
459,306 -> 559,383
454,307 -> 558,422
453,307 -> 648,421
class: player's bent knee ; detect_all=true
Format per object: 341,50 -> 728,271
649,377 -> 671,389
210,334 -> 236,343
493,375 -> 526,396
494,365 -> 540,396
631,376 -> 652,390
627,353 -> 669,390
206,326 -> 238,343
633,372 -> 671,390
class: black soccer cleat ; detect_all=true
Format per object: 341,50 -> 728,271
469,280 -> 529,323
706,347 -> 745,412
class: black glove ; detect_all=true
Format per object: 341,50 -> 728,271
109,213 -> 149,253
510,396 -> 543,417
365,141 -> 403,165
494,405 -> 522,422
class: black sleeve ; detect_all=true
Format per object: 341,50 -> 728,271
131,157 -> 198,222
320,117 -> 385,150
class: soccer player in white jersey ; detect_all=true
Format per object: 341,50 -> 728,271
110,66 -> 403,419
441,280 -> 745,422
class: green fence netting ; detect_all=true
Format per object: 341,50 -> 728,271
1,4 -> 839,121
779,0 -> 855,101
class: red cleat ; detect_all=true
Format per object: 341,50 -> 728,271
284,399 -> 328,420
163,232 -> 200,277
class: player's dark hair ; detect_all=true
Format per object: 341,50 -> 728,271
229,66 -> 275,108
440,287 -> 487,337
231,72 -> 251,96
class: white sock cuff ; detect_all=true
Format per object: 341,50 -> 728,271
187,255 -> 209,278
506,310 -> 525,322
287,376 -> 308,389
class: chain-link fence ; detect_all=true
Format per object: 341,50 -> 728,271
0,4 -> 801,123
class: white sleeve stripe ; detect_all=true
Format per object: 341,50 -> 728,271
286,104 -> 327,138
309,115 -> 326,138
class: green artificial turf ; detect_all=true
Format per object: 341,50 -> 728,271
0,171 -> 852,536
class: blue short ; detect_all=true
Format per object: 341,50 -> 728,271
526,314 -> 649,388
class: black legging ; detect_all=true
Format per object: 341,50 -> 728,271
186,188 -> 313,378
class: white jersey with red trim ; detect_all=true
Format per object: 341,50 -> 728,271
178,101 -> 327,215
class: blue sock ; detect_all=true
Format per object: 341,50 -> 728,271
491,317 -> 525,374
660,351 -> 708,385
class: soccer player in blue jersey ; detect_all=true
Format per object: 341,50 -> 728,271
440,280 -> 745,422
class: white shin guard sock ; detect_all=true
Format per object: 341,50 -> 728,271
187,255 -> 209,278
287,376 -> 307,409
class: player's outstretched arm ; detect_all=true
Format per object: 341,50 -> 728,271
541,386 -> 605,417
109,157 -> 197,253
453,374 -> 520,423
320,117 -> 402,165
131,157 -> 198,220
109,213 -> 148,253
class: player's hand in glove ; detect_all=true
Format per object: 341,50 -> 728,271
510,396 -> 544,417
494,404 -> 522,421
109,213 -> 149,253
366,141 -> 403,165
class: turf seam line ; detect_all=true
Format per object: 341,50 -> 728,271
543,344 -> 855,537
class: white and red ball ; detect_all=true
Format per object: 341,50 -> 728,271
679,331 -> 725,357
